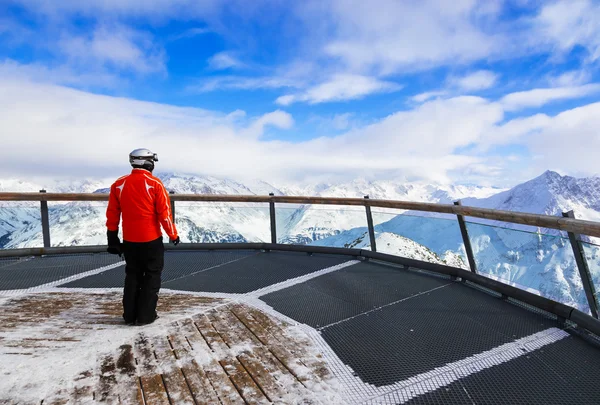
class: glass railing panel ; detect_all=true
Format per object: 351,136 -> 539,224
0,202 -> 42,249
458,216 -> 569,238
580,240 -> 600,310
371,211 -> 468,268
48,201 -> 109,247
466,221 -> 590,313
174,202 -> 270,243
275,204 -> 368,247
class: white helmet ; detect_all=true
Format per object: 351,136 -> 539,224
129,148 -> 158,171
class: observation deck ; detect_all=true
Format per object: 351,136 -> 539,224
1,192 -> 600,404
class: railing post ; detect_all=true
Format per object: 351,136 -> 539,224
39,189 -> 51,248
563,210 -> 598,318
364,195 -> 377,252
169,191 -> 175,222
269,193 -> 277,244
454,200 -> 477,273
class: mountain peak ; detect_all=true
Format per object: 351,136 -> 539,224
540,170 -> 563,182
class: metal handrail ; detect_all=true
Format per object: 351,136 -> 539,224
0,191 -> 598,321
2,192 -> 600,237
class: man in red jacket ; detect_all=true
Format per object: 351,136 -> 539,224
106,148 -> 180,325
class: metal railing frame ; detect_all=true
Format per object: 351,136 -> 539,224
454,200 -> 477,273
1,191 -> 599,332
563,210 -> 599,318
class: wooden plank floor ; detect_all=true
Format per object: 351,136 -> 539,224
0,292 -> 338,404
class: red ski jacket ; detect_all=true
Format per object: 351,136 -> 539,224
106,169 -> 178,243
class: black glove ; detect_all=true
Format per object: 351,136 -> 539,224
107,229 -> 122,256
170,236 -> 181,246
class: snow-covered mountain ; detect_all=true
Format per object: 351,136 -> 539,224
0,173 -> 502,248
276,178 -> 503,244
464,170 -> 600,223
0,173 -> 282,247
1,170 -> 599,248
325,229 -> 468,269
1,170 -> 600,314
308,171 -> 600,314
280,177 -> 501,202
316,214 -> 596,312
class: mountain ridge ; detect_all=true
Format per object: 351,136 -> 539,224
1,169 -> 599,315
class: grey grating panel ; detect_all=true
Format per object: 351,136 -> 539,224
0,253 -> 123,290
60,250 -> 257,288
321,291 -> 511,386
434,284 -> 559,340
261,262 -> 563,388
401,379 -> 474,405
0,257 -> 22,271
463,279 -> 560,321
62,250 -> 347,293
448,340 -> 594,404
530,336 -> 600,404
260,261 -> 450,328
398,335 -> 600,404
162,251 -> 348,293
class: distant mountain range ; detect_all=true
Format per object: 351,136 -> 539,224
1,170 -> 599,314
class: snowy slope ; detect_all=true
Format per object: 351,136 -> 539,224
0,172 -> 285,248
313,229 -> 467,268
2,170 -> 600,314
464,170 -> 600,224
278,178 -> 501,245
315,212 -> 598,313
279,178 -> 501,202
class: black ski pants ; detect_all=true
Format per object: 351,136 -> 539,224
122,237 -> 164,324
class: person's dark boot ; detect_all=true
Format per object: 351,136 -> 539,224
136,314 -> 159,326
123,314 -> 136,326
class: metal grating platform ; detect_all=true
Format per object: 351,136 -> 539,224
59,250 -> 255,289
260,262 -> 452,328
0,253 -> 122,290
61,250 -> 348,293
162,251 -> 348,293
2,249 -> 600,404
405,336 -> 600,405
261,261 -> 563,387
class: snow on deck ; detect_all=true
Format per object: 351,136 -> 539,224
0,291 -> 341,404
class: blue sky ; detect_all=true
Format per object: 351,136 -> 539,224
1,0 -> 600,187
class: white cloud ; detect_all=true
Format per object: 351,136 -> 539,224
59,25 -> 165,74
169,27 -> 210,41
478,113 -> 551,151
450,70 -> 498,91
0,18 -> 34,45
0,59 -> 121,88
10,0 -> 217,19
527,102 -> 600,175
332,113 -> 352,130
534,0 -> 600,62
319,0 -> 501,74
0,78 -> 284,180
242,110 -> 294,138
0,77 -> 495,184
276,74 -> 401,105
343,96 -> 503,158
549,69 -> 592,87
207,52 -> 244,70
3,75 -> 600,186
411,91 -> 448,103
192,75 -> 302,92
500,84 -> 600,111
307,112 -> 356,133
411,70 -> 497,105
10,0 -> 600,86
